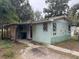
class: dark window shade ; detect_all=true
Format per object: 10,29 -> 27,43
43,23 -> 48,31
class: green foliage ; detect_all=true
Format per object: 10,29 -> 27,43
34,11 -> 43,21
0,40 -> 13,49
44,0 -> 70,18
2,44 -> 12,49
0,0 -> 34,23
0,39 -> 28,59
0,0 -> 20,24
0,40 -> 14,59
11,0 -> 34,22
68,3 -> 79,25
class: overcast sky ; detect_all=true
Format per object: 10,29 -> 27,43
29,0 -> 79,12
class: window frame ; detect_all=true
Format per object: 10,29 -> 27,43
68,25 -> 71,32
53,22 -> 57,35
43,23 -> 48,31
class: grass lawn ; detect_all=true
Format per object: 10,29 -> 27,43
0,39 -> 28,59
55,39 -> 79,52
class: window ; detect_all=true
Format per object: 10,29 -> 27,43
53,22 -> 57,35
53,22 -> 56,31
53,32 -> 56,35
43,23 -> 48,31
68,25 -> 71,31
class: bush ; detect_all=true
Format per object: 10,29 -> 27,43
3,49 -> 14,59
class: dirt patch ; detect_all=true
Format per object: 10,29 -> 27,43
55,40 -> 79,52
19,46 -> 74,59
0,40 -> 28,59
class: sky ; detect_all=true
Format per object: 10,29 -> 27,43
29,0 -> 45,12
29,0 -> 79,12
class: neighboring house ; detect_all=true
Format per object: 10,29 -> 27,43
71,26 -> 76,36
3,16 -> 71,44
71,26 -> 79,36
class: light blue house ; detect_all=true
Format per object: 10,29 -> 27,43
32,16 -> 71,44
4,16 -> 71,44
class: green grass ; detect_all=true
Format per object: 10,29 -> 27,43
0,38 -> 28,59
0,40 -> 13,49
3,49 -> 14,59
0,39 -> 14,59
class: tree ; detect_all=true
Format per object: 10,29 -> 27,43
11,0 -> 34,22
34,11 -> 43,21
68,3 -> 79,25
44,0 -> 69,18
0,0 -> 20,39
0,0 -> 19,24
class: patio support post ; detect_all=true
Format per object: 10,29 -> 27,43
2,25 -> 4,40
10,28 -> 11,39
4,28 -> 6,37
6,28 -> 8,38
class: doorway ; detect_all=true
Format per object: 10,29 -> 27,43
16,24 -> 32,40
20,32 -> 27,39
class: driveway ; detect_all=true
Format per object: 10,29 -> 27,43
17,46 -> 75,59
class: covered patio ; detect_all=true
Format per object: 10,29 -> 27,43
3,23 -> 32,41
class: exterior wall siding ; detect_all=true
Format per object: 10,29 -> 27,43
51,20 -> 70,44
32,23 -> 52,44
32,19 -> 70,44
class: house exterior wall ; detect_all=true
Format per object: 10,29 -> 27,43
51,20 -> 70,44
32,19 -> 70,44
32,23 -> 52,44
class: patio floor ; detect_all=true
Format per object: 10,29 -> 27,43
55,39 -> 79,52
